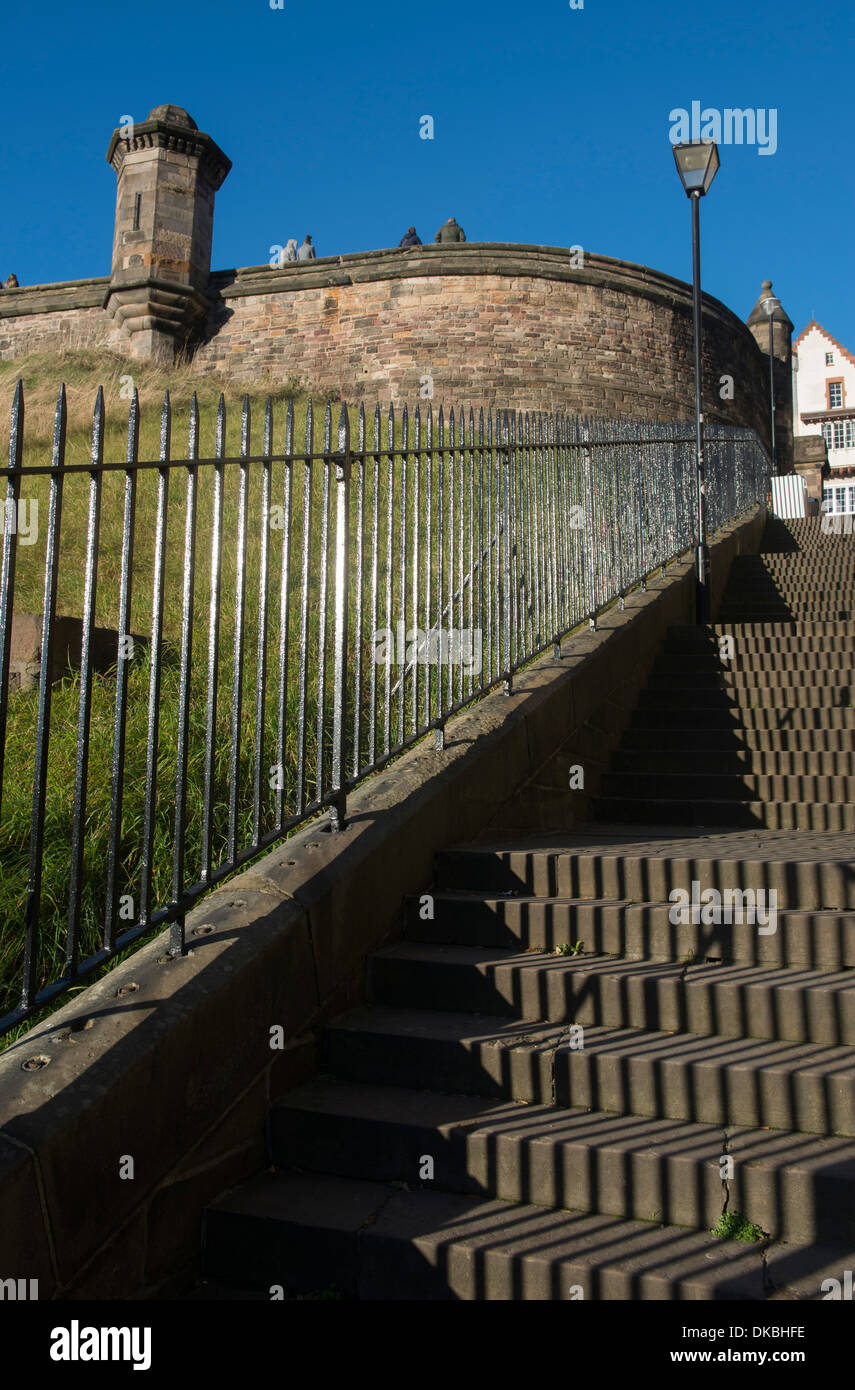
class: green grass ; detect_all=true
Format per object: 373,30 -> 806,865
0,347 -> 623,1044
711,1211 -> 769,1243
0,351 -> 353,1036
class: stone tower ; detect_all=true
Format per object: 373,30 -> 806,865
105,105 -> 231,362
746,279 -> 794,471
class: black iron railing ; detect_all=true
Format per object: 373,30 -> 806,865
0,382 -> 770,1033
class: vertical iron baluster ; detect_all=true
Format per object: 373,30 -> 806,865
368,405 -> 380,769
508,411 -> 519,667
466,407 -> 475,699
0,381 -> 24,831
275,402 -> 294,829
412,405 -> 421,735
296,401 -> 313,812
352,404 -> 365,775
477,407 -> 485,691
423,405 -> 433,731
456,406 -> 464,706
487,411 -> 495,682
583,417 -> 596,624
383,404 -> 394,755
316,404 -> 333,802
67,386 -> 106,971
329,404 -> 351,831
252,398 -> 273,843
447,407 -> 455,714
105,391 -> 139,948
399,404 -> 408,742
436,406 -> 445,733
501,411 -> 512,692
140,392 -> 171,923
227,396 -> 250,861
22,386 -> 66,1008
548,414 -> 559,650
170,394 -> 199,957
201,396 -> 226,879
492,410 -> 501,683
521,413 -> 531,654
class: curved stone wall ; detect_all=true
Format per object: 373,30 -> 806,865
196,244 -> 776,448
0,245 -> 783,454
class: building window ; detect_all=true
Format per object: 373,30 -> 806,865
825,485 -> 855,514
828,380 -> 844,409
826,352 -> 835,365
821,419 -> 855,451
133,193 -> 141,231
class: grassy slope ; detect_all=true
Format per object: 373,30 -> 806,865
0,350 -> 342,1036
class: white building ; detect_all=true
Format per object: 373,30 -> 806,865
792,320 -> 855,514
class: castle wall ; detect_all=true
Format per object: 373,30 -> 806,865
194,245 -> 774,447
0,279 -> 123,360
1,246 -> 775,452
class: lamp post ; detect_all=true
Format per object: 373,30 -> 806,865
672,138 -> 720,626
760,292 -> 782,473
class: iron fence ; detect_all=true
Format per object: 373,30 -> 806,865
0,382 -> 770,1033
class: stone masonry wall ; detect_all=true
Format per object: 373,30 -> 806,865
194,245 -> 774,448
0,280 -> 123,360
1,247 -> 776,452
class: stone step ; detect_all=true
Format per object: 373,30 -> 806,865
664,635 -> 855,657
591,796 -> 855,831
433,833 -> 855,909
402,892 -> 855,969
324,1007 -> 855,1135
368,944 -> 855,1047
268,1078 -> 855,1247
610,749 -> 855,776
637,685 -> 848,711
649,666 -> 855,688
717,608 -> 850,619
620,727 -> 855,753
708,621 -> 855,637
655,654 -> 855,677
629,705 -> 855,729
202,1168 -> 786,1300
599,771 -> 855,803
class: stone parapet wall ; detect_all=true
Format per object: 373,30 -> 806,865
0,247 -> 777,455
0,278 -> 122,360
194,245 -> 774,446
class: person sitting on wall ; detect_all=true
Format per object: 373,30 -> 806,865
398,226 -> 422,248
4,273 -> 19,288
283,239 -> 298,262
434,217 -> 466,244
297,236 -> 316,260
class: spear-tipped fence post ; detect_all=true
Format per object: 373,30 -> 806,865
329,403 -> 351,831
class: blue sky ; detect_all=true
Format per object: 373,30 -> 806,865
0,0 -> 849,345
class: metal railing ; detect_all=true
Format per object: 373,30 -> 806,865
0,383 -> 770,1033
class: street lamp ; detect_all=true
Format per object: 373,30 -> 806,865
760,290 -> 782,473
672,138 -> 720,625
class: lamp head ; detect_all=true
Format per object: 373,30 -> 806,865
672,139 -> 720,196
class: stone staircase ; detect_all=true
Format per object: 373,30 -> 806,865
197,515 -> 855,1300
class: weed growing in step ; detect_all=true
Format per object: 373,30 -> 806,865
711,1211 -> 768,1243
